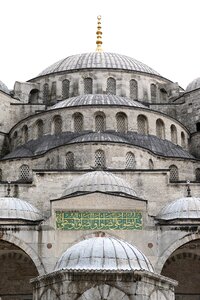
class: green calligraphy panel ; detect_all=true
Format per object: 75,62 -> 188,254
56,211 -> 142,230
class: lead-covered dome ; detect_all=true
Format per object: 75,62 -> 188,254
156,196 -> 200,221
0,80 -> 9,94
0,197 -> 43,222
39,52 -> 160,76
62,171 -> 137,198
186,77 -> 200,92
55,236 -> 154,272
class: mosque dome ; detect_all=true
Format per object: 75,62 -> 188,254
39,52 -> 160,77
156,196 -> 200,221
50,94 -> 148,110
55,236 -> 154,272
0,197 -> 43,222
0,80 -> 9,94
186,77 -> 200,92
62,171 -> 137,198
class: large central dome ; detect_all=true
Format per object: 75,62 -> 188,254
39,52 -> 160,76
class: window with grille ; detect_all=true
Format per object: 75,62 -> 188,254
66,152 -> 74,169
62,79 -> 70,99
95,114 -> 105,132
45,158 -> 51,169
170,125 -> 177,144
106,77 -> 116,95
151,84 -> 157,102
156,119 -> 165,139
116,113 -> 127,133
149,159 -> 154,169
196,168 -> 200,182
130,79 -> 138,99
126,152 -> 136,169
51,81 -> 57,100
73,113 -> 83,132
169,165 -> 179,182
137,115 -> 148,134
95,149 -> 105,169
181,131 -> 186,148
43,83 -> 49,103
84,77 -> 93,94
19,165 -> 30,181
53,116 -> 62,134
22,125 -> 28,144
36,120 -> 44,138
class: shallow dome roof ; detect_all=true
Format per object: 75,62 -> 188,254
0,197 -> 43,222
62,171 -> 137,198
50,94 -> 148,110
156,196 -> 200,221
55,236 -> 154,272
39,52 -> 160,76
186,77 -> 200,92
0,80 -> 9,94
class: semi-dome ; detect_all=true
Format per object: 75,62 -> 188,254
50,94 -> 148,110
62,171 -> 137,198
39,52 -> 160,77
156,196 -> 200,221
0,197 -> 43,222
0,80 -> 9,94
55,236 -> 154,272
186,77 -> 200,92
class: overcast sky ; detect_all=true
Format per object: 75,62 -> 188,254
0,0 -> 200,90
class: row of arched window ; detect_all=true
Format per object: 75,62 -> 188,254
41,79 -> 164,102
168,165 -> 200,182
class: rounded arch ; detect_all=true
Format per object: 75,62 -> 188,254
181,131 -> 186,148
35,119 -> 44,139
0,233 -> 46,275
155,233 -> 200,273
137,114 -> 148,134
21,124 -> 28,144
52,115 -> 62,135
78,284 -> 129,300
106,77 -> 116,95
170,124 -> 177,144
73,112 -> 83,132
84,77 -> 93,94
116,112 -> 128,133
29,88 -> 39,104
156,118 -> 165,139
95,111 -> 106,132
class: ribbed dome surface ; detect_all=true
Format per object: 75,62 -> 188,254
156,197 -> 200,220
55,237 -> 154,272
39,52 -> 160,76
62,171 -> 137,198
0,80 -> 9,94
50,94 -> 147,110
186,77 -> 200,92
0,197 -> 43,221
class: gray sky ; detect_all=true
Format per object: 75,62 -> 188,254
0,0 -> 200,89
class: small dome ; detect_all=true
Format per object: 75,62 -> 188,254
186,77 -> 200,92
156,196 -> 200,221
62,171 -> 137,198
0,197 -> 43,222
55,236 -> 154,272
39,52 -> 160,77
0,80 -> 9,94
50,94 -> 147,110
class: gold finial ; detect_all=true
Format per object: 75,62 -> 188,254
96,15 -> 103,52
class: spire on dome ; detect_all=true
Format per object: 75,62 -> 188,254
96,15 -> 103,52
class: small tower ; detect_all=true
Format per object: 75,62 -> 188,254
96,15 -> 103,52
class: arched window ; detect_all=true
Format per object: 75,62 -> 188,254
53,116 -> 62,135
196,122 -> 200,132
195,168 -> 200,182
149,159 -> 154,169
169,165 -> 179,182
13,131 -> 18,148
19,165 -> 31,181
95,149 -> 105,169
160,88 -> 167,102
181,131 -> 186,148
137,115 -> 148,135
45,158 -> 51,170
66,152 -> 74,170
22,125 -> 28,144
35,120 -> 44,138
51,81 -> 57,101
170,124 -> 177,144
151,84 -> 157,102
126,152 -> 136,169
156,119 -> 165,139
130,79 -> 138,99
84,77 -> 93,94
43,83 -> 49,104
0,169 -> 2,181
29,89 -> 39,104
116,112 -> 127,133
73,113 -> 83,132
62,79 -> 70,99
106,77 -> 116,95
95,114 -> 105,132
